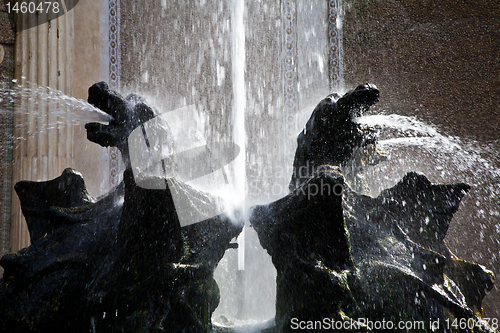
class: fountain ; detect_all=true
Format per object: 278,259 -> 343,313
0,82 -> 244,333
0,80 -> 497,333
251,84 -> 497,333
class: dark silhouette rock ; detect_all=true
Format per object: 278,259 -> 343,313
13,168 -> 94,243
85,81 -> 167,168
0,171 -> 123,332
251,167 -> 363,332
0,167 -> 242,333
0,84 -> 243,333
89,169 -> 242,333
289,83 -> 380,192
251,86 -> 497,333
252,167 -> 496,333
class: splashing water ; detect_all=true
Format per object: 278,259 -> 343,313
357,113 -> 500,268
357,114 -> 500,189
0,79 -> 114,145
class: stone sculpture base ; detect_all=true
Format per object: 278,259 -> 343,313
0,168 -> 243,333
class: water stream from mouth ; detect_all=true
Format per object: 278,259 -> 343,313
1,79 -> 113,146
357,113 -> 500,268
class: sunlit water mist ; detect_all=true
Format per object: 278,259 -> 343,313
0,79 -> 113,145
115,83 -> 273,326
357,114 -> 500,266
212,0 -> 261,327
231,0 -> 247,270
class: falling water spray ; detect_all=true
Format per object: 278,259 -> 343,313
231,0 -> 247,319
